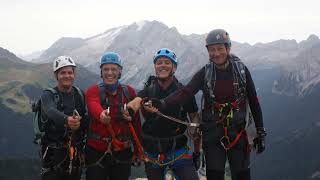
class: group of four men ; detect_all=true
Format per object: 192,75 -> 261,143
38,29 -> 266,180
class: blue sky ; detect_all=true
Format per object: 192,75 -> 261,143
1,0 -> 319,55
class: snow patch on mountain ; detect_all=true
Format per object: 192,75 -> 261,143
135,20 -> 147,31
74,26 -> 126,56
33,21 -> 320,95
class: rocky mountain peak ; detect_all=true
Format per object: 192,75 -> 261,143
0,47 -> 19,61
0,47 -> 26,64
299,34 -> 320,50
32,37 -> 85,64
306,34 -> 319,41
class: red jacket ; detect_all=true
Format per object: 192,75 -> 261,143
86,84 -> 141,152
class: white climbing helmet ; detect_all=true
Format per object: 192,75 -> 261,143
53,56 -> 76,72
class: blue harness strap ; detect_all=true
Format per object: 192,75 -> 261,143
145,146 -> 193,169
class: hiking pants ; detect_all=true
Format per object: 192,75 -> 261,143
42,171 -> 81,180
41,146 -> 82,180
203,135 -> 251,180
85,146 -> 132,180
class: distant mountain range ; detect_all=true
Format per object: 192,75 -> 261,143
25,20 -> 320,96
2,20 -> 320,180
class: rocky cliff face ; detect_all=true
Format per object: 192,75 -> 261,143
273,42 -> 320,97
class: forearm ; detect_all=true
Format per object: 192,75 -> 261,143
249,100 -> 263,128
41,95 -> 67,129
164,68 -> 204,106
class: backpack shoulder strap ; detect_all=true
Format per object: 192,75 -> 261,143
73,86 -> 85,107
121,84 -> 133,101
230,55 -> 246,85
230,56 -> 247,101
97,83 -> 108,109
204,62 -> 216,101
44,88 -> 59,105
144,75 -> 156,88
144,76 -> 157,98
175,81 -> 184,89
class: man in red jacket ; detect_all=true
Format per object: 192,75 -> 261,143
85,52 -> 141,180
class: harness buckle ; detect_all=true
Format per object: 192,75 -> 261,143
220,136 -> 231,150
101,136 -> 112,143
40,167 -> 51,176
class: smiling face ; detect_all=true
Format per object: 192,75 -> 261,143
56,66 -> 75,89
154,57 -> 176,79
207,44 -> 230,65
101,63 -> 121,84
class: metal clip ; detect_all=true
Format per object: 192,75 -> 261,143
42,146 -> 49,160
73,109 -> 81,119
144,101 -> 152,108
220,136 -> 231,150
189,123 -> 200,127
124,103 -> 127,111
68,160 -> 73,174
106,107 -> 110,115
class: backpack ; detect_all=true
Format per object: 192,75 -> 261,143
32,86 -> 84,145
202,55 -> 257,144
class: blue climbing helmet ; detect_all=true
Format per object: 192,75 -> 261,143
153,48 -> 178,66
100,52 -> 122,69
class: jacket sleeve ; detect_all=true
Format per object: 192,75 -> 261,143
41,90 -> 67,130
183,94 -> 199,114
245,67 -> 264,128
85,86 -> 104,123
164,67 -> 205,106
